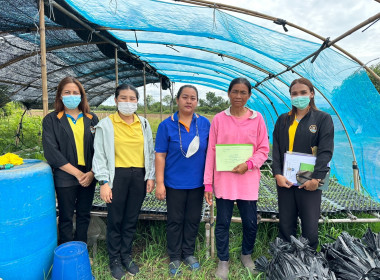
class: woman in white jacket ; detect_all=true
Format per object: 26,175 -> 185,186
92,84 -> 155,280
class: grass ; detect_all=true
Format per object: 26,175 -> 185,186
90,209 -> 380,279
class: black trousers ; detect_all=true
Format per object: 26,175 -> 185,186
277,185 -> 322,249
215,198 -> 258,261
55,166 -> 96,245
106,167 -> 146,262
165,186 -> 204,261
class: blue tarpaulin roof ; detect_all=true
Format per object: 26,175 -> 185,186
0,0 -> 379,201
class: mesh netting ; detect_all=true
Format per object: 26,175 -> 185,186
0,0 -> 167,109
1,0 -> 379,201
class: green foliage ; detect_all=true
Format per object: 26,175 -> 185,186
0,85 -> 10,108
0,102 -> 43,157
94,105 -> 116,111
368,62 -> 380,94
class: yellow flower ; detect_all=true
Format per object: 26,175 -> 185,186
0,153 -> 24,166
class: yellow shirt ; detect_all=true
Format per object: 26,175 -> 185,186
67,113 -> 85,166
288,117 -> 299,152
110,112 -> 144,168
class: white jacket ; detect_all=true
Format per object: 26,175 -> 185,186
92,114 -> 155,189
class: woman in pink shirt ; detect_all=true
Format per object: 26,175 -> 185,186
204,78 -> 269,280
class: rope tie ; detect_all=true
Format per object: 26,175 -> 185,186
311,37 -> 330,63
273,18 -> 288,32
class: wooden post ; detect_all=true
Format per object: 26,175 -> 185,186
39,0 -> 48,116
160,77 -> 163,122
115,47 -> 119,87
143,65 -> 147,118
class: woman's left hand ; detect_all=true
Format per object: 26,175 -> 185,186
146,179 -> 155,193
78,171 -> 94,187
299,178 -> 320,191
232,162 -> 248,174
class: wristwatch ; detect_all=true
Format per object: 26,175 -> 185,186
99,180 -> 108,186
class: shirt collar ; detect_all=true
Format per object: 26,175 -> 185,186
66,112 -> 83,124
171,111 -> 199,122
224,106 -> 257,119
113,112 -> 140,124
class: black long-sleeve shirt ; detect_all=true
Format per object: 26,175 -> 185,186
42,111 -> 99,187
272,108 -> 334,180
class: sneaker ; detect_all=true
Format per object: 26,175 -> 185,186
109,259 -> 126,280
121,255 -> 140,276
215,260 -> 229,280
169,260 -> 182,276
240,254 -> 257,274
183,255 -> 200,271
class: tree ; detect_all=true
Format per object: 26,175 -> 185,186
162,94 -> 172,107
146,94 -> 154,109
368,63 -> 380,94
0,85 -> 10,109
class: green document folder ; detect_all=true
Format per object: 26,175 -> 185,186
215,144 -> 253,171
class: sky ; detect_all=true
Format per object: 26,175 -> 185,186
104,0 -> 380,105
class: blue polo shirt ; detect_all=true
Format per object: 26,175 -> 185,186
155,112 -> 210,189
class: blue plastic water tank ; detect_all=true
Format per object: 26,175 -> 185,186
0,159 -> 57,280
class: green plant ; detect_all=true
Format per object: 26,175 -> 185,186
0,102 -> 43,157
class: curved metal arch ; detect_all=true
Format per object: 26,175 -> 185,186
173,0 -> 380,83
124,41 -> 292,109
146,57 -> 290,114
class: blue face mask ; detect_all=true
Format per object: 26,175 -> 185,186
291,96 -> 310,110
62,95 -> 81,110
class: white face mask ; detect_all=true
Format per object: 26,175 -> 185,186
178,115 -> 200,158
185,136 -> 200,158
118,102 -> 137,116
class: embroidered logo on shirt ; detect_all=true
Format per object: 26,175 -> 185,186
90,126 -> 96,134
309,125 -> 317,133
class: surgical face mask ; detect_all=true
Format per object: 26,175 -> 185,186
118,102 -> 137,116
62,95 -> 81,110
185,136 -> 200,158
178,116 -> 199,158
291,96 -> 310,110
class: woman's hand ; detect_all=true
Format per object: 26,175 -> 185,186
299,178 -> 320,191
78,171 -> 94,187
155,182 -> 166,200
100,183 -> 112,203
204,191 -> 213,206
146,179 -> 155,193
232,162 -> 248,174
275,174 -> 293,188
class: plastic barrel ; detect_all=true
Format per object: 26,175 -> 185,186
0,159 -> 57,280
52,241 -> 94,280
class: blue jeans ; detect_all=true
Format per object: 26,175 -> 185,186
215,198 -> 258,261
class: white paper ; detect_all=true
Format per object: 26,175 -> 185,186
283,152 -> 316,185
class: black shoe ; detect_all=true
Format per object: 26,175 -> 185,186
122,255 -> 140,276
110,259 -> 125,280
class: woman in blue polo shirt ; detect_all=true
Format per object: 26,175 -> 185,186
155,85 -> 210,276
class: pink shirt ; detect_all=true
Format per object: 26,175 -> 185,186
204,107 -> 269,200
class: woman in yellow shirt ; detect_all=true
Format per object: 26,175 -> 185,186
42,76 -> 98,245
93,84 -> 155,279
272,78 -> 334,250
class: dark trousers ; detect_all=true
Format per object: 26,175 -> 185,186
215,198 -> 258,261
55,170 -> 96,245
166,186 -> 204,261
277,185 -> 322,250
106,167 -> 146,262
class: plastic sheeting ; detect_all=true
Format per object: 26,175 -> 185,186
1,0 -> 379,201
62,0 -> 380,200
